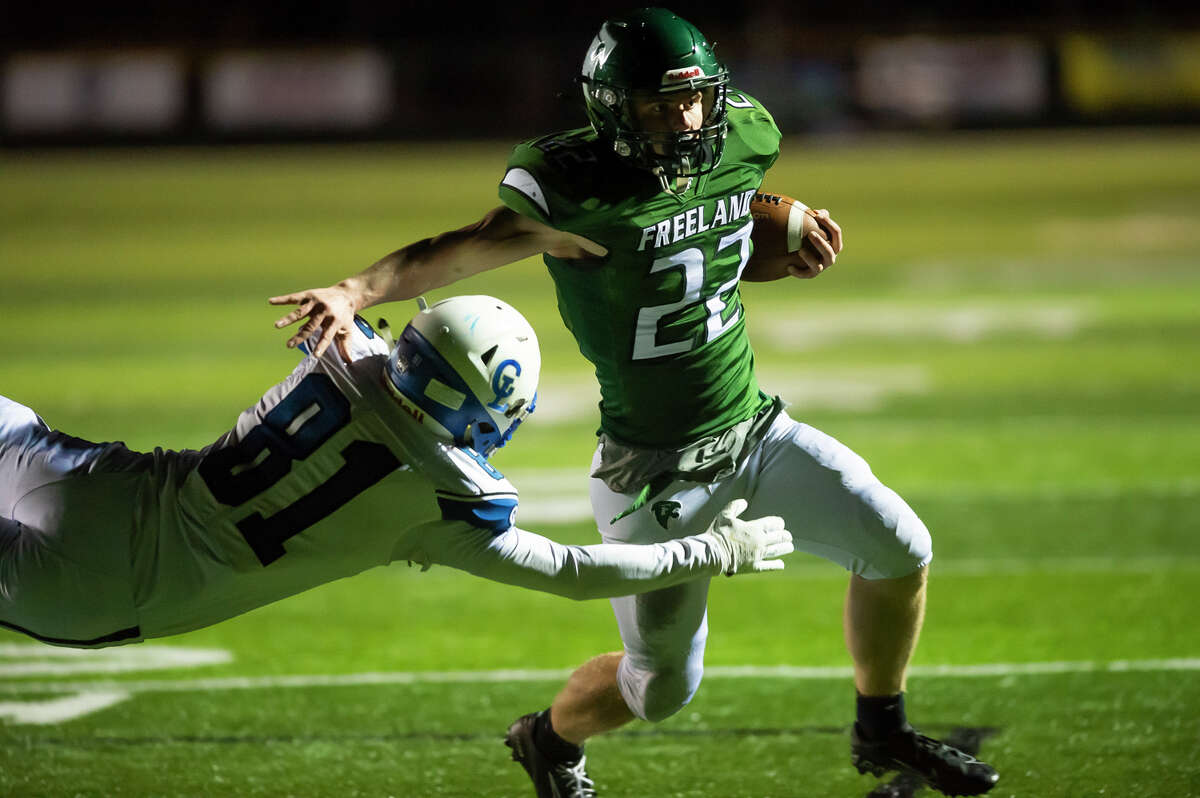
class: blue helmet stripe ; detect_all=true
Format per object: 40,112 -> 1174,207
385,325 -> 506,453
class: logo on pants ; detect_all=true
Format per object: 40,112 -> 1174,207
652,500 -> 682,530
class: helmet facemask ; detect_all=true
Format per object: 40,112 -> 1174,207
585,80 -> 728,189
580,9 -> 730,193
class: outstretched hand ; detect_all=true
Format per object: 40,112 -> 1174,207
704,498 -> 793,575
269,286 -> 359,359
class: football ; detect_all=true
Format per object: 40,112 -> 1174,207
744,191 -> 826,282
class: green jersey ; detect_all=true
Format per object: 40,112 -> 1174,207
499,90 -> 780,447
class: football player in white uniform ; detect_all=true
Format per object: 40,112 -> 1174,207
0,296 -> 792,648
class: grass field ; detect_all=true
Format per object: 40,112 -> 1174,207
1,128 -> 1199,797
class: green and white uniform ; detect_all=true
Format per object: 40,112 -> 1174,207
500,90 -> 933,722
501,90 -> 779,446
0,325 -> 745,649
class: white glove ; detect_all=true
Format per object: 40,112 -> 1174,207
701,499 -> 794,576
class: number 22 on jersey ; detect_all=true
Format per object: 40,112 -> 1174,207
632,218 -> 752,361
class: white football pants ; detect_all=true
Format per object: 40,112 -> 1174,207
0,395 -> 142,646
590,410 -> 932,722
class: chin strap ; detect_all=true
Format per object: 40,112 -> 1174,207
651,167 -> 692,195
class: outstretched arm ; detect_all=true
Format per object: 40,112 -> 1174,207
401,500 -> 792,600
269,206 -> 604,358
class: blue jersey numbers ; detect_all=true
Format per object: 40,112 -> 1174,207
199,373 -> 400,566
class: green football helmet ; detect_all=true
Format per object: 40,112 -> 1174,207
580,8 -> 730,187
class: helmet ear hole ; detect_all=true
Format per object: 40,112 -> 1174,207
477,421 -> 496,435
505,398 -> 526,419
481,345 -> 498,366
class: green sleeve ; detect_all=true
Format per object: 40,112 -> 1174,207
723,88 -> 781,174
498,143 -> 554,226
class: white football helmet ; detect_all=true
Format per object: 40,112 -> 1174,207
384,295 -> 540,456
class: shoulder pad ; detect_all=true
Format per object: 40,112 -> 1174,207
500,166 -> 552,225
499,129 -> 604,228
436,447 -> 518,534
722,89 -> 781,168
725,89 -> 770,114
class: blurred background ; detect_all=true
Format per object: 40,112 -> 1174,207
4,1 -> 1199,146
2,6 -> 1199,796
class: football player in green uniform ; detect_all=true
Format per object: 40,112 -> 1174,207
270,8 -> 999,797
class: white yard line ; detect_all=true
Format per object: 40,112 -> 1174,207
748,300 -> 1093,350
774,554 -> 1200,579
1,652 -> 1195,724
1,657 -> 1197,696
0,644 -> 231,677
0,691 -> 129,725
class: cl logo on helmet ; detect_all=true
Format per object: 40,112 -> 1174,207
488,359 -> 522,410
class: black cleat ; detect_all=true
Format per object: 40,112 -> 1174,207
852,723 -> 999,796
505,712 -> 598,798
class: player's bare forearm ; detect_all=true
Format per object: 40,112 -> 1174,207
354,219 -> 527,303
269,207 -> 555,357
337,238 -> 451,308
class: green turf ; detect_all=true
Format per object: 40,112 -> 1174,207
3,672 -> 1197,796
1,128 -> 1199,796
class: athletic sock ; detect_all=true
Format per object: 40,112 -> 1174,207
856,692 -> 908,739
532,708 -> 585,763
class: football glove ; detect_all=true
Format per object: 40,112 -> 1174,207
702,499 -> 793,576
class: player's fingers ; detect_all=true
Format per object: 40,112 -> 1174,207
284,312 -> 323,349
813,209 -> 843,253
311,318 -> 346,359
268,293 -> 305,306
273,302 -> 313,329
790,248 -> 824,277
333,332 -> 353,364
313,329 -> 335,359
762,525 -> 791,543
296,315 -> 324,340
807,230 -> 836,267
763,539 -> 794,558
722,498 -> 749,520
754,515 -> 785,533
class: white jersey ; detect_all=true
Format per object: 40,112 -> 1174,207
0,322 -> 732,647
141,321 -> 520,637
